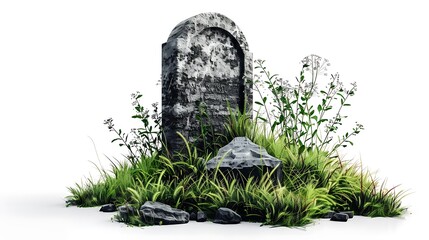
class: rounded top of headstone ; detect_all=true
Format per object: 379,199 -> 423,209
166,12 -> 249,51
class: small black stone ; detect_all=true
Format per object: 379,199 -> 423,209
118,205 -> 136,222
330,213 -> 349,222
196,211 -> 207,222
322,211 -> 335,219
189,212 -> 197,221
99,203 -> 116,212
339,211 -> 354,218
213,208 -> 241,224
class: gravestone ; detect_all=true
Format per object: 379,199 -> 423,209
162,12 -> 253,154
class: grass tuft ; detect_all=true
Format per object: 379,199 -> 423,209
67,123 -> 406,225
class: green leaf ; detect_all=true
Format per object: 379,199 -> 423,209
317,104 -> 322,113
298,145 -> 306,155
312,130 -> 318,137
299,104 -> 305,114
257,116 -> 267,122
263,96 -> 267,103
317,119 -> 328,124
279,114 -> 285,123
271,122 -> 277,132
255,101 -> 264,106
294,90 -> 299,96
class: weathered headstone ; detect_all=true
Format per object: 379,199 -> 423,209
162,12 -> 253,154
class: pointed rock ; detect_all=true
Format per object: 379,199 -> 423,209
206,137 -> 282,182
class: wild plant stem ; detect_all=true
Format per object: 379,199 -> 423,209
321,85 -> 356,153
112,127 -> 138,164
254,78 -> 273,128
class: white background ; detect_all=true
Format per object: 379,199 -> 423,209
0,0 -> 428,239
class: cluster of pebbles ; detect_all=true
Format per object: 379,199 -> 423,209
99,201 -> 241,225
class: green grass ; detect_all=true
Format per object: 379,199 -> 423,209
67,110 -> 406,227
67,57 -> 406,226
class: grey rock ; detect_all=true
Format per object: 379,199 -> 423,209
139,201 -> 189,225
117,205 -> 136,222
330,213 -> 349,222
206,137 -> 282,182
196,211 -> 207,222
339,211 -> 354,218
322,211 -> 335,219
99,203 -> 116,212
189,212 -> 197,221
213,207 -> 241,224
162,12 -> 253,154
